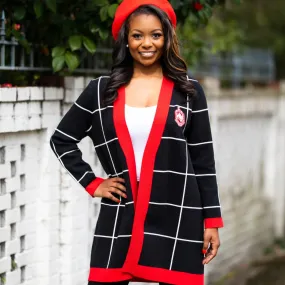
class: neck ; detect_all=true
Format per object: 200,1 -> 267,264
132,61 -> 163,79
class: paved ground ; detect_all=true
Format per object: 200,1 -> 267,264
210,256 -> 285,285
246,264 -> 285,285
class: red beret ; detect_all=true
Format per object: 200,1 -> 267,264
112,0 -> 177,40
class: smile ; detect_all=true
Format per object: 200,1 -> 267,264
139,51 -> 156,58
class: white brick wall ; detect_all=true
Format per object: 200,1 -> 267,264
0,131 -> 45,285
0,77 -> 284,285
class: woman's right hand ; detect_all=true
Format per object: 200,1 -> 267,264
93,177 -> 127,203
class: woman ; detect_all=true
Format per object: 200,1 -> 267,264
50,0 -> 224,284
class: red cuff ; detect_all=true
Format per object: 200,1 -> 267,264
204,217 -> 224,228
86,178 -> 105,197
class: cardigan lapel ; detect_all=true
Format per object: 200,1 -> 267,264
114,86 -> 138,205
113,76 -> 174,208
137,76 -> 174,198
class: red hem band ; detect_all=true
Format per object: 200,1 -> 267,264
86,177 -> 105,197
88,266 -> 204,285
204,217 -> 224,228
88,268 -> 132,282
133,265 -> 204,285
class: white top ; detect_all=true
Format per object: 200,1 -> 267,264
125,104 -> 157,181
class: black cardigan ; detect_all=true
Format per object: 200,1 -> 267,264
50,75 -> 223,285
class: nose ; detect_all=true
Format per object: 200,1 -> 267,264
142,36 -> 153,49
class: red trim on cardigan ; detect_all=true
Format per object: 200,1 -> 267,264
121,76 -> 174,271
85,177 -> 105,197
88,266 -> 204,285
114,88 -> 138,206
132,265 -> 204,285
88,268 -> 132,282
204,217 -> 224,228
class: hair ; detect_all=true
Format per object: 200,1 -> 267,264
102,4 -> 195,106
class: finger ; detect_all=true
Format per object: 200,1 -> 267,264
109,187 -> 127,198
202,245 -> 212,265
203,251 -> 215,265
112,182 -> 127,192
202,236 -> 210,255
111,177 -> 125,184
105,192 -> 120,203
203,243 -> 219,264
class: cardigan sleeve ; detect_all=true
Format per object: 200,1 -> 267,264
186,81 -> 224,228
50,79 -> 105,197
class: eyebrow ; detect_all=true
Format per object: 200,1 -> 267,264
131,29 -> 163,33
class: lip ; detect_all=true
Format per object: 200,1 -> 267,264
139,51 -> 157,58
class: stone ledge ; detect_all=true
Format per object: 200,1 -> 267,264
44,87 -> 64,101
0,88 -> 17,102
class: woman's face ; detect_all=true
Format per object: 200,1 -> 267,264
127,13 -> 164,67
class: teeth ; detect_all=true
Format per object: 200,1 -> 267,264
140,52 -> 155,57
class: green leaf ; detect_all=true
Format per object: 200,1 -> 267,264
11,29 -> 21,39
99,29 -> 108,40
18,38 -> 31,52
52,46 -> 66,57
108,4 -> 118,18
65,51 -> 80,71
68,35 -> 82,51
34,0 -> 43,18
188,13 -> 199,24
45,0 -> 57,13
89,23 -> 99,34
13,7 -> 26,20
52,55 -> 65,72
82,36 -> 96,54
203,7 -> 212,18
11,29 -> 31,51
100,6 -> 109,21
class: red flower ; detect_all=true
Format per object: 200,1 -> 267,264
1,83 -> 13,88
13,24 -> 21,31
194,2 -> 203,11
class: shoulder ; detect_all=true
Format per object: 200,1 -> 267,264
186,75 -> 199,83
82,75 -> 111,99
186,75 -> 203,93
76,76 -> 110,108
88,75 -> 111,89
186,76 -> 207,108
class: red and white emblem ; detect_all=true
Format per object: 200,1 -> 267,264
174,107 -> 185,127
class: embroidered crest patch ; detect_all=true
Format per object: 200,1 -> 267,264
174,107 -> 185,127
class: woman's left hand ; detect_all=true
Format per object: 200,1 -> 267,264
202,228 -> 220,265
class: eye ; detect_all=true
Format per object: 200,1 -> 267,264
153,33 -> 163,39
132,34 -> 142,39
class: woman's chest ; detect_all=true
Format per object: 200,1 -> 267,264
90,87 -> 192,144
124,78 -> 163,107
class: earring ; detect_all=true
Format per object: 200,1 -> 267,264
126,44 -> 129,47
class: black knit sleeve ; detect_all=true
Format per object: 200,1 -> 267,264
50,78 -> 104,197
187,80 -> 224,228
